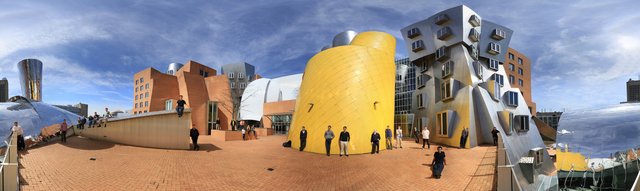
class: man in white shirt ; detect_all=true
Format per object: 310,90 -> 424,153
12,122 -> 25,151
422,126 -> 430,150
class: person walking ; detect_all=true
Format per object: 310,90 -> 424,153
60,119 -> 68,143
492,127 -> 500,146
385,126 -> 393,150
371,129 -> 381,154
250,124 -> 257,137
176,95 -> 188,117
339,126 -> 350,157
98,108 -> 112,127
422,126 -> 430,150
324,125 -> 335,156
241,126 -> 246,141
396,126 -> 403,149
11,122 -> 25,150
413,127 -> 420,143
190,124 -> 200,151
431,146 -> 447,179
460,126 -> 468,149
299,126 -> 307,151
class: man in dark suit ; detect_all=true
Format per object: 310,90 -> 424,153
190,124 -> 200,151
371,129 -> 381,154
299,126 -> 307,151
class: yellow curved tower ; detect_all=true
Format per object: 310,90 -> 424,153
287,31 -> 396,154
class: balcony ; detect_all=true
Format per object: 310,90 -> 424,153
437,27 -> 452,40
469,15 -> 481,27
434,14 -> 450,26
407,28 -> 420,39
492,29 -> 505,40
468,28 -> 480,42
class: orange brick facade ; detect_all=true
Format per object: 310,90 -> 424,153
503,48 -> 536,116
132,61 -> 235,134
262,100 -> 296,128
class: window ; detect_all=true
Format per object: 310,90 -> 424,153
509,75 -> 515,84
469,28 -> 480,42
135,103 -> 138,108
417,93 -> 424,109
140,78 -> 144,83
519,79 -> 524,87
145,92 -> 149,98
469,45 -> 478,60
231,82 -> 236,89
200,70 -> 209,77
434,14 -> 450,25
515,115 -> 530,131
407,28 -> 420,38
135,95 -> 138,100
144,110 -> 147,113
509,63 -> 514,71
238,73 -> 244,79
135,87 -> 138,92
474,61 -> 483,79
489,42 -> 501,55
518,68 -> 523,75
437,27 -> 452,40
436,46 -> 448,61
489,59 -> 500,70
228,73 -> 234,79
492,29 -> 505,40
493,74 -> 504,86
140,94 -> 143,99
145,101 -> 149,107
240,82 -> 246,89
509,53 -> 514,60
136,80 -> 139,85
441,61 -> 454,78
440,79 -> 453,101
493,81 -> 501,101
145,84 -> 149,89
421,60 -> 428,72
140,86 -> 143,91
165,100 -> 173,111
411,40 -> 424,52
417,75 -> 424,88
134,111 -> 137,115
469,15 -> 481,27
507,91 -> 518,106
531,148 -> 544,166
508,112 -> 515,134
437,111 -> 448,136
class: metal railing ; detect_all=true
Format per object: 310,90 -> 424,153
1,132 -> 19,190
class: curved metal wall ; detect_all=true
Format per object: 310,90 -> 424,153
17,59 -> 43,101
332,31 -> 358,48
166,63 -> 184,75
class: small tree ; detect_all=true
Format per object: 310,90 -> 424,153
216,82 -> 259,129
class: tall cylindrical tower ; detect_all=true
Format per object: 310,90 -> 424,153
17,59 -> 43,101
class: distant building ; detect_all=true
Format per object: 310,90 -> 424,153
536,111 -> 562,130
394,57 -> 417,135
503,48 -> 536,116
0,77 -> 8,102
74,102 -> 88,117
626,77 -> 640,103
52,102 -> 87,117
220,62 -> 257,119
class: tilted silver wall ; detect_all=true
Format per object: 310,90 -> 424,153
17,59 -> 42,102
400,5 -> 555,190
332,31 -> 358,48
166,63 -> 184,75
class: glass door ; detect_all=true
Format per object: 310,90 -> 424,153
206,101 -> 218,134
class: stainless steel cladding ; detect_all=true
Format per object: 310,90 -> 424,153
166,63 -> 184,75
17,59 -> 43,101
332,31 -> 358,47
321,45 -> 332,51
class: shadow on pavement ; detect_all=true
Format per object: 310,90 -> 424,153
190,143 -> 222,152
58,136 -> 116,150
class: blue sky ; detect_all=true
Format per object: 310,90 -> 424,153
1,0 -> 639,115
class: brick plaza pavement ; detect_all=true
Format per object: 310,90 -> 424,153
18,135 -> 497,190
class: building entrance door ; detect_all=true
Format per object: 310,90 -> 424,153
206,101 -> 218,135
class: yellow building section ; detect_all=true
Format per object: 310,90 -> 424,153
287,31 -> 396,154
556,148 -> 590,171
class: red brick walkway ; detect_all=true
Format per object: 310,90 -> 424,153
19,136 -> 497,190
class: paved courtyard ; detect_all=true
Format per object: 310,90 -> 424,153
18,135 -> 497,190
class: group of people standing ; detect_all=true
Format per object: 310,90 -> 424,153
77,108 -> 112,129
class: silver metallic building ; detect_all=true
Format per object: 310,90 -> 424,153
556,103 -> 640,190
320,31 -> 359,52
17,59 -> 43,102
400,5 -> 555,190
166,63 -> 184,75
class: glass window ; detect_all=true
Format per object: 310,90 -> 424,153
435,14 -> 449,25
494,74 -> 504,86
493,81 -> 501,100
135,103 -> 138,108
145,84 -> 149,89
417,93 -> 423,108
509,53 -> 514,60
421,60 -> 428,71
140,85 -> 143,90
469,15 -> 481,27
441,61 -> 454,78
518,58 -> 523,64
469,28 -> 480,42
238,73 -> 244,79
231,82 -> 236,89
509,75 -> 515,84
240,82 -> 246,89
136,80 -> 139,85
441,80 -> 452,101
144,110 -> 147,113
140,78 -> 144,83
407,28 -> 420,38
437,27 -> 452,40
228,73 -> 234,79
145,92 -> 149,98
489,42 -> 501,54
135,87 -> 138,92
518,68 -> 523,75
437,111 -> 448,136
493,29 -> 505,39
489,59 -> 500,70
135,95 -> 138,100
509,63 -> 514,71
165,100 -> 172,110
519,79 -> 524,87
508,91 -> 518,106
436,46 -> 447,61
145,101 -> 148,107
412,40 -> 424,52
134,111 -> 137,115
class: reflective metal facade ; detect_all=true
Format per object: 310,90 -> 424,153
0,97 -> 79,147
320,31 -> 359,52
556,103 -> 640,190
166,63 -> 183,75
17,59 -> 43,101
400,5 -> 555,190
